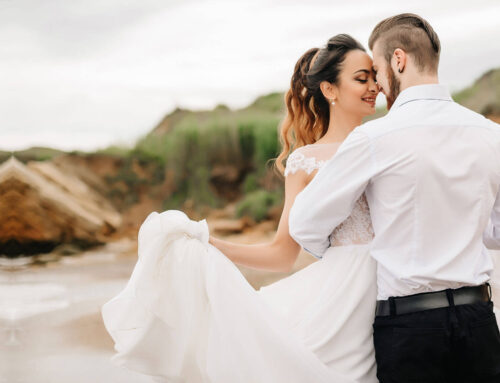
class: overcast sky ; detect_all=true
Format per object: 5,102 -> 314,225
2,0 -> 500,151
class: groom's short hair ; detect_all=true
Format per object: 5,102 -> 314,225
369,13 -> 440,74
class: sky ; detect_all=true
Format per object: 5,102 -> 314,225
2,0 -> 500,152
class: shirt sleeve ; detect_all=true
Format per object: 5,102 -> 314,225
288,130 -> 375,258
483,188 -> 500,249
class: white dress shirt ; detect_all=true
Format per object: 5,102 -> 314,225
289,84 -> 500,300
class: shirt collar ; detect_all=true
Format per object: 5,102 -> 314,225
390,84 -> 453,110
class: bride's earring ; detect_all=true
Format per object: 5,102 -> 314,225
331,99 -> 335,106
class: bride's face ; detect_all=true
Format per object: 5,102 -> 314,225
331,50 -> 379,117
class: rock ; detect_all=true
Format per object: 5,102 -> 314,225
34,252 -> 62,264
207,218 -> 251,235
0,157 -> 122,257
210,165 -> 240,183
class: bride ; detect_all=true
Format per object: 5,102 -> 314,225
102,34 -> 380,383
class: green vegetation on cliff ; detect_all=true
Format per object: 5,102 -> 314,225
453,68 -> 500,115
134,92 -> 285,215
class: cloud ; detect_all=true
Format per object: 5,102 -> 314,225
2,0 -> 500,151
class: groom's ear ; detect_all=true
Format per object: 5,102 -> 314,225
319,81 -> 337,103
392,48 -> 407,74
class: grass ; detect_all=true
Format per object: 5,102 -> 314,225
236,190 -> 283,222
10,147 -> 66,163
135,105 -> 284,212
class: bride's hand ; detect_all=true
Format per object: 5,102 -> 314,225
208,235 -> 218,247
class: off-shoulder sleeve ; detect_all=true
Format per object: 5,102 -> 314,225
284,149 -> 326,177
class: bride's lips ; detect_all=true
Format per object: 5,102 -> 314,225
362,96 -> 376,107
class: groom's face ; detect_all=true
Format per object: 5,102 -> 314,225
372,42 -> 401,110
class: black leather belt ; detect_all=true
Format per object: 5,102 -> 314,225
375,283 -> 491,317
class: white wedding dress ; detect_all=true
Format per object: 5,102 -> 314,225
102,143 -> 378,382
102,142 -> 500,383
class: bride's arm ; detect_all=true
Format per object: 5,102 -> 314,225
209,171 -> 308,273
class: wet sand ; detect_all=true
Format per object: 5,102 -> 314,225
0,240 -> 155,382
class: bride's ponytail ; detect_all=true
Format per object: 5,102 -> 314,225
275,47 -> 320,175
275,34 -> 366,175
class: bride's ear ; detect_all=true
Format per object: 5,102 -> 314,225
319,81 -> 337,104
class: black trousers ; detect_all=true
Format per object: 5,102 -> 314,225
373,298 -> 500,382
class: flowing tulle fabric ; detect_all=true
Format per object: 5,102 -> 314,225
102,210 -> 379,382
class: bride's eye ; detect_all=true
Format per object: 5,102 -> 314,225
356,79 -> 368,83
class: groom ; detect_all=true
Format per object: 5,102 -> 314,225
289,13 -> 500,382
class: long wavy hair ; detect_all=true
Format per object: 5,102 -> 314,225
275,34 -> 366,175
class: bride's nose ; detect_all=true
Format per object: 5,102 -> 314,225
368,79 -> 379,94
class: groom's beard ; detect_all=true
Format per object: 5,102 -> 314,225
385,66 -> 401,110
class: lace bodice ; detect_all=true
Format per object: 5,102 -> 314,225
285,144 -> 374,247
